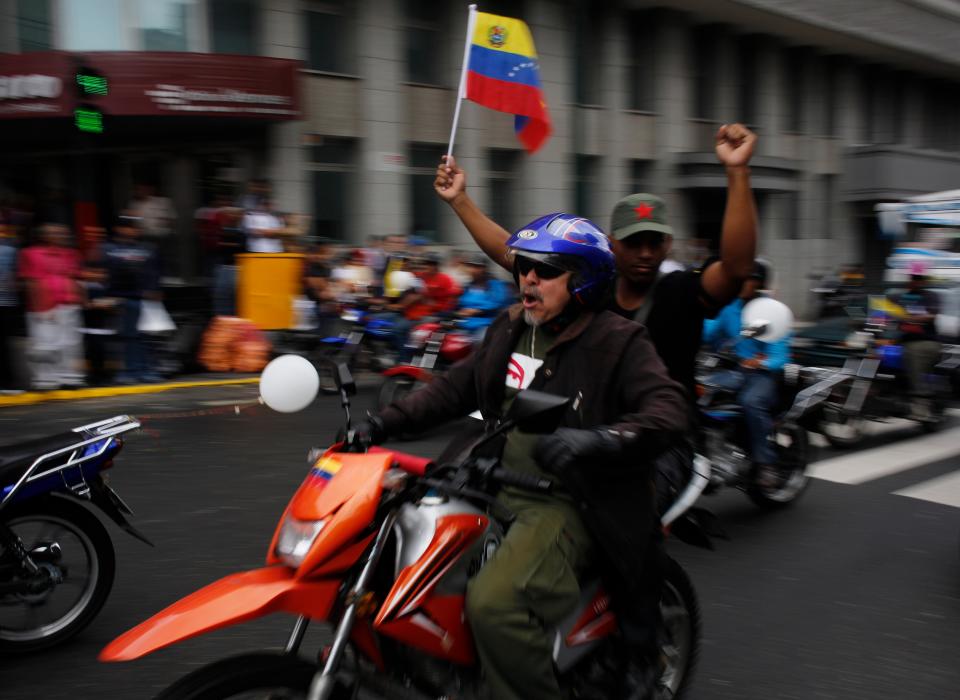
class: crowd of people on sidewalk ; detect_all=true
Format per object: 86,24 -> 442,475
0,176 -> 522,394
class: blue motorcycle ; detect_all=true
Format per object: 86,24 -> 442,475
313,305 -> 398,394
0,415 -> 147,652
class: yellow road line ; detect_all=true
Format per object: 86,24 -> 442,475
0,378 -> 260,407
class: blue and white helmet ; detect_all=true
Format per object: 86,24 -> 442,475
507,213 -> 615,307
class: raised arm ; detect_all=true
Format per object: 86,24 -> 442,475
435,155 -> 513,273
700,123 -> 759,307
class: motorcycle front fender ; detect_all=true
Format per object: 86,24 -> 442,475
99,566 -> 339,662
382,365 -> 433,382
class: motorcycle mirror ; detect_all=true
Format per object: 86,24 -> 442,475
259,354 -> 320,413
334,363 -> 357,396
505,390 -> 571,434
741,297 -> 794,342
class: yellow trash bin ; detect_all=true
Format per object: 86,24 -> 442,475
236,253 -> 304,330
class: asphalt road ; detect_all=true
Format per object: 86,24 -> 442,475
0,383 -> 958,699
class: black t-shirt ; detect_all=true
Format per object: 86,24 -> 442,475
607,266 -> 719,397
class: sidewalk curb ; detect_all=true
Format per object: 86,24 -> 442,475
0,377 -> 261,408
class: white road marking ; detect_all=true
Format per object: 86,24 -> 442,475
893,470 -> 960,508
808,426 -> 960,484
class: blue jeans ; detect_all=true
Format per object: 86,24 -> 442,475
119,299 -> 147,379
709,368 -> 779,465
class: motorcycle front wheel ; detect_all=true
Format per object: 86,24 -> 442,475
818,402 -> 866,448
0,496 -> 115,652
658,555 -> 700,699
155,653 -> 317,699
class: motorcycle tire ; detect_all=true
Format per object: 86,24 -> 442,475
659,555 -> 700,699
0,496 -> 115,653
155,652 -> 317,699
748,423 -> 811,509
818,403 -> 866,448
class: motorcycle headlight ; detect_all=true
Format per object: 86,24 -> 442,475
275,515 -> 327,568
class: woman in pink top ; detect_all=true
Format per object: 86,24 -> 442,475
18,223 -> 85,389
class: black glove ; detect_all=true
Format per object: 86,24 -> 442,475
337,414 -> 387,449
534,426 -> 624,476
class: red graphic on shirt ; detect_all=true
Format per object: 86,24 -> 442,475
634,203 -> 654,220
507,357 -> 525,387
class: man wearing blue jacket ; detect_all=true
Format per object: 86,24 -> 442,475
703,260 -> 790,486
455,253 -> 512,340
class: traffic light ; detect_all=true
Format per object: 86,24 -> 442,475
74,63 -> 108,133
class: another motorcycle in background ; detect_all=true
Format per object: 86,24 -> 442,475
376,317 -> 474,414
695,298 -> 828,508
815,321 -> 949,447
313,305 -> 397,394
0,416 -> 149,652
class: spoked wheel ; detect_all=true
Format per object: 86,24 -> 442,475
0,497 -> 115,652
748,423 -> 811,508
155,653 -> 317,699
657,556 -> 700,699
818,402 -> 866,448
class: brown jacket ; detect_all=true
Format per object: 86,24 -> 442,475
380,304 -> 688,456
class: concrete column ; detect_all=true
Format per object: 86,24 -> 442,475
651,9 -> 693,239
597,4 -> 629,227
0,0 -> 18,52
261,0 -> 308,221
355,0 -> 408,244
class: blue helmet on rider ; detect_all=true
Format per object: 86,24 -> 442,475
506,213 -> 615,308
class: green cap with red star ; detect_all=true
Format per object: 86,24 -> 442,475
610,193 -> 673,240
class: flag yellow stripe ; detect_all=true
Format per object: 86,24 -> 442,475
472,12 -> 537,59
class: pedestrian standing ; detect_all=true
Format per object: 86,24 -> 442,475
104,214 -> 161,384
17,222 -> 86,389
0,221 -> 22,393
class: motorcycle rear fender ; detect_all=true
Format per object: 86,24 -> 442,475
382,366 -> 433,382
99,566 -> 339,662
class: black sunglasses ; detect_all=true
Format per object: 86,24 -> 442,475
515,256 -> 567,280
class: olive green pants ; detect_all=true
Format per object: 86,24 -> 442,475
465,497 -> 593,700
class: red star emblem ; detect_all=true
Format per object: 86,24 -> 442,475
634,203 -> 654,220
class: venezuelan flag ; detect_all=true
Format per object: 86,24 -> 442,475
466,11 -> 551,153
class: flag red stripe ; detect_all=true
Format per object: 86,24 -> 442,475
466,71 -> 548,121
517,114 -> 551,153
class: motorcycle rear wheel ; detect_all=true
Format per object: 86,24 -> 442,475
0,496 -> 115,652
748,423 -> 811,508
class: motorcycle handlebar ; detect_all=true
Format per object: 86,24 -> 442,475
368,446 -> 433,476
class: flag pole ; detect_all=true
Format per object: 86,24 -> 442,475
446,4 -> 477,159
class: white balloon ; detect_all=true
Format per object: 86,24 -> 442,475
260,355 -> 320,413
742,297 -> 794,342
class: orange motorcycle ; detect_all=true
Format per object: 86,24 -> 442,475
100,356 -> 701,699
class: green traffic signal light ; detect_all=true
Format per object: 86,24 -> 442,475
75,108 -> 103,133
76,73 -> 108,96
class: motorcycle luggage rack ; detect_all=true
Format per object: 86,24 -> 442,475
0,415 -> 141,511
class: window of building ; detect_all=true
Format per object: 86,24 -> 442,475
17,0 -> 52,52
626,10 -> 656,111
410,143 -> 447,241
488,148 -> 521,230
737,35 -> 759,127
138,0 -> 194,52
309,136 -> 357,241
573,1 -> 602,105
406,0 -> 446,86
209,0 -> 257,55
692,25 -> 718,120
306,1 -> 354,73
784,47 -> 805,134
574,155 -> 598,219
819,175 -> 834,239
60,0 -> 128,51
822,56 -> 838,137
629,159 -> 652,195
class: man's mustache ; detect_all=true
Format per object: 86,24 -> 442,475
521,286 -> 543,301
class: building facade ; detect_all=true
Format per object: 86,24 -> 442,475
2,0 -> 960,316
